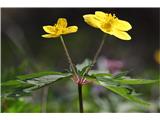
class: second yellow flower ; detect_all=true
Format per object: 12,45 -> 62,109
42,18 -> 78,38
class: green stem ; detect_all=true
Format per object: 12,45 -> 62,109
92,34 -> 106,66
78,84 -> 83,113
82,34 -> 107,76
78,34 -> 106,112
59,36 -> 83,113
60,36 -> 78,77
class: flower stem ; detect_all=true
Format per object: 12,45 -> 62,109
78,84 -> 83,113
82,34 -> 107,76
60,36 -> 78,77
77,34 -> 106,113
92,34 -> 106,66
59,36 -> 83,113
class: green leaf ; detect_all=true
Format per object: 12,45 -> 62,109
98,81 -> 150,106
2,71 -> 72,97
23,74 -> 71,92
84,75 -> 97,83
113,79 -> 158,85
17,71 -> 64,80
95,77 -> 118,86
79,64 -> 92,75
112,71 -> 129,79
1,83 -> 34,98
91,73 -> 112,78
25,73 -> 70,91
1,80 -> 23,87
1,80 -> 33,93
76,59 -> 92,71
92,72 -> 157,85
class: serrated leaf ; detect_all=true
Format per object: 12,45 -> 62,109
97,81 -> 150,106
113,79 -> 158,85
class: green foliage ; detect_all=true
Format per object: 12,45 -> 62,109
91,72 -> 157,85
99,83 -> 149,106
17,71 -> 65,80
2,98 -> 41,112
1,71 -> 71,98
2,63 -> 158,107
113,79 -> 158,85
76,59 -> 92,76
89,72 -> 158,106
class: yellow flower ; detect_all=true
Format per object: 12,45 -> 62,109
154,49 -> 160,64
83,11 -> 132,40
42,18 -> 78,38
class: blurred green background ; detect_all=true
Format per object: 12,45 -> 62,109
1,8 -> 160,112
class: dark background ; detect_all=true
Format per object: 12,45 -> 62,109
2,8 -> 159,73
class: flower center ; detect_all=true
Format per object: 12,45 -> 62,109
101,23 -> 112,32
54,24 -> 64,34
100,14 -> 117,32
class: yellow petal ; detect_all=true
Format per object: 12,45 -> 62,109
41,34 -> 60,38
62,26 -> 78,35
95,11 -> 106,21
43,26 -> 55,34
83,14 -> 102,28
112,29 -> 131,40
114,19 -> 132,31
57,18 -> 67,28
